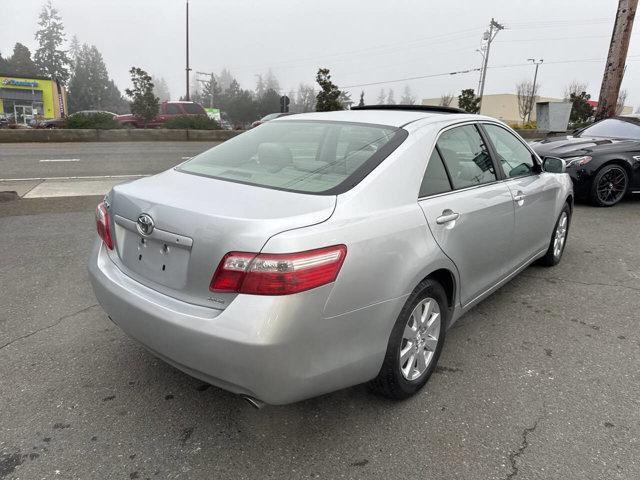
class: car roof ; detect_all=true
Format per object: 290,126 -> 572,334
279,108 -> 483,128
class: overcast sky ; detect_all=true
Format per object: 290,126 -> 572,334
1,0 -> 639,109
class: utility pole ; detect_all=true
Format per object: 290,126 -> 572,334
185,0 -> 191,101
477,18 -> 504,112
595,0 -> 638,121
527,58 -> 543,123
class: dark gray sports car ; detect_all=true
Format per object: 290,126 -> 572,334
531,115 -> 640,206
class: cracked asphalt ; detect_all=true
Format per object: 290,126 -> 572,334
0,195 -> 639,479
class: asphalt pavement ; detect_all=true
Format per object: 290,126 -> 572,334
0,188 -> 639,479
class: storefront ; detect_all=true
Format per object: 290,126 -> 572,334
0,73 -> 68,125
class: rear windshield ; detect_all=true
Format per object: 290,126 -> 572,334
178,120 -> 405,194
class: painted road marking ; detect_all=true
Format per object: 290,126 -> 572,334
38,158 -> 81,163
0,174 -> 148,182
24,178 -> 137,198
181,156 -> 192,160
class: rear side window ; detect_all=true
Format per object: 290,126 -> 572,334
419,149 -> 452,197
178,120 -> 404,194
483,124 -> 535,178
165,104 -> 181,114
436,125 -> 497,189
182,103 -> 206,114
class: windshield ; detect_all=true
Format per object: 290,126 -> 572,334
579,118 -> 640,139
178,120 -> 404,194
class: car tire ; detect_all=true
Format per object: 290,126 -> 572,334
539,203 -> 571,267
590,164 -> 628,207
368,279 -> 448,400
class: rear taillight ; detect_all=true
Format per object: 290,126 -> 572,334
95,201 -> 113,250
210,245 -> 347,295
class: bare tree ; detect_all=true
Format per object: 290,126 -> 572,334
616,89 -> 628,115
376,89 -> 386,105
563,80 -> 588,101
516,80 -> 538,125
386,89 -> 396,105
400,85 -> 416,105
439,93 -> 455,107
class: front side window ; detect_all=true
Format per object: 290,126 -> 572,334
483,124 -> 535,178
182,103 -> 206,114
165,104 -> 181,114
419,149 -> 452,197
436,125 -> 497,189
179,120 -> 402,194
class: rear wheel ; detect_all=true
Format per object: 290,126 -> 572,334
369,279 -> 447,400
590,164 -> 628,207
539,203 -> 571,267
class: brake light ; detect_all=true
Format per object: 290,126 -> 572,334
95,201 -> 113,250
210,245 -> 347,295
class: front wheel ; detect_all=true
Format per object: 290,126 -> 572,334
369,279 -> 447,400
590,164 -> 628,207
539,203 -> 571,267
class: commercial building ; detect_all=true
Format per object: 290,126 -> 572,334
0,73 -> 68,125
422,93 -> 633,125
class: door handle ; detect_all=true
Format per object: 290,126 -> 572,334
513,191 -> 526,203
436,210 -> 460,225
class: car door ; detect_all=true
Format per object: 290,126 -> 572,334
481,123 -> 559,270
418,123 -> 515,307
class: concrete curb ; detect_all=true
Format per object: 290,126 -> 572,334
0,128 -> 244,143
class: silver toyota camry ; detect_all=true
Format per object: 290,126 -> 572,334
89,105 -> 573,406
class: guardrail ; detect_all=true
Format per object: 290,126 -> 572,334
0,128 -> 244,143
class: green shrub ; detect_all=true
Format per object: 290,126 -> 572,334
164,115 -> 220,130
65,112 -> 120,129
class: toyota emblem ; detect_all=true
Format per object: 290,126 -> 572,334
136,213 -> 155,236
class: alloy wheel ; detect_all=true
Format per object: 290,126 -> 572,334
596,166 -> 627,205
399,298 -> 441,381
553,211 -> 568,259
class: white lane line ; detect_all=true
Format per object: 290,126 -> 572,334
39,158 -> 81,163
181,156 -> 192,160
0,174 -> 148,182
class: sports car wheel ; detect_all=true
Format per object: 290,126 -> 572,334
590,164 -> 628,207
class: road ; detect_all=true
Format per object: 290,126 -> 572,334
0,142 -> 216,199
1,191 -> 639,479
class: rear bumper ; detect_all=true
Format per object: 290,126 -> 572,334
88,241 -> 403,404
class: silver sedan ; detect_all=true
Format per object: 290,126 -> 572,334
89,106 -> 573,406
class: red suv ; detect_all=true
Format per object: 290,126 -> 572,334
116,101 -> 207,128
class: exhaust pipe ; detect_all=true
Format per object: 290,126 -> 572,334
241,395 -> 266,409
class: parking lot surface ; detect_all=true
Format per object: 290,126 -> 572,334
1,196 -> 639,479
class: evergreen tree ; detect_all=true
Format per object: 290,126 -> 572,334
568,91 -> 594,125
400,85 -> 416,105
201,76 -> 222,108
152,76 -> 171,102
376,89 -> 386,105
34,0 -> 70,82
458,88 -> 480,113
219,80 -> 256,127
69,35 -> 80,65
125,67 -> 159,126
67,44 -> 127,113
5,43 -> 41,77
315,68 -> 342,112
0,52 -> 8,71
256,88 -> 281,116
386,89 -> 396,105
358,91 -> 365,107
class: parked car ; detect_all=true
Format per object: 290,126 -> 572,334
116,101 -> 206,128
531,115 -> 640,206
89,105 -> 573,406
74,110 -> 117,117
34,117 -> 66,129
250,112 -> 294,128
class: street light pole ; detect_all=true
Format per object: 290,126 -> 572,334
185,0 -> 191,101
527,58 -> 543,123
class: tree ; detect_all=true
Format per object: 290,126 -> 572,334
563,80 -> 588,101
358,91 -> 365,107
616,89 -> 628,115
263,69 -> 280,93
256,88 -> 281,117
152,76 -> 171,102
67,44 -> 127,113
568,91 -> 594,125
400,85 -> 416,105
458,88 -> 480,113
376,89 -> 386,105
5,43 -> 41,77
34,0 -> 70,83
315,68 -> 342,111
201,76 -> 222,108
69,35 -> 80,66
125,67 -> 159,126
296,83 -> 316,112
516,80 -> 538,124
217,68 -> 234,91
219,80 -> 256,127
386,89 -> 396,105
0,52 -> 8,71
339,91 -> 353,109
439,93 -> 455,107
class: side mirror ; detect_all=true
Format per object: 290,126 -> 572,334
542,156 -> 566,174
